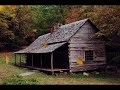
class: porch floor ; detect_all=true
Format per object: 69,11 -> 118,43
15,64 -> 69,72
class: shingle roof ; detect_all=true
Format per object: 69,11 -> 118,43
14,33 -> 51,53
27,33 -> 51,48
15,42 -> 66,53
44,18 -> 88,44
28,42 -> 66,53
15,18 -> 89,54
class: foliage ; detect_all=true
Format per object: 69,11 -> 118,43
2,74 -> 39,85
0,5 -> 34,51
0,6 -> 15,50
65,5 -> 120,41
0,5 -> 120,51
11,6 -> 35,47
29,5 -> 68,37
3,75 -> 27,85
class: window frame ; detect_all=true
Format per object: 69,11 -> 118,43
84,50 -> 94,61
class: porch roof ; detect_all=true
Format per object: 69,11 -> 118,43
14,42 -> 66,54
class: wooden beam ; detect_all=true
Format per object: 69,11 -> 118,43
68,50 -> 71,74
15,54 -> 16,65
24,54 -> 26,64
20,54 -> 21,66
51,52 -> 54,75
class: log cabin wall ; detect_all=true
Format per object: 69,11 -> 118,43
68,21 -> 106,72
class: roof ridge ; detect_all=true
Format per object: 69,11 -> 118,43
59,18 -> 89,28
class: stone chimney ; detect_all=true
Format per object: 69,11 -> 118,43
50,23 -> 62,33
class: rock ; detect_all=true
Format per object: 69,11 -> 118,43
60,70 -> 63,73
64,72 -> 68,75
54,73 -> 59,76
83,72 -> 89,76
19,72 -> 35,76
95,72 -> 100,74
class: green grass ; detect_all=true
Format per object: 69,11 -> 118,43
0,52 -> 120,85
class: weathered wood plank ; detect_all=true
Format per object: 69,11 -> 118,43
69,40 -> 104,44
69,51 -> 84,56
69,50 -> 81,54
70,67 -> 95,72
94,60 -> 106,62
95,51 -> 106,57
72,35 -> 95,39
20,54 -> 21,66
69,48 -> 93,51
15,54 -> 16,65
70,60 -> 106,67
70,63 -> 106,68
69,55 -> 83,58
69,60 -> 84,63
69,52 -> 83,56
72,35 -> 89,38
70,62 -> 84,66
69,57 -> 78,61
74,32 -> 94,36
94,57 -> 106,60
76,28 -> 94,34
69,43 -> 105,46
69,54 -> 105,62
72,35 -> 96,40
69,44 -> 94,48
69,55 -> 84,58
76,21 -> 96,34
70,61 -> 94,65
69,43 -> 104,48
69,48 -> 104,51
69,47 -> 105,50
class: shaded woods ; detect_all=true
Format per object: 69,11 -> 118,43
0,5 -> 120,51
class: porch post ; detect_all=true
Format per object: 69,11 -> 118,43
32,54 -> 33,68
51,52 -> 54,75
15,54 -> 16,65
20,54 -> 21,66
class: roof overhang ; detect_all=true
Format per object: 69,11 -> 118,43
14,42 -> 67,54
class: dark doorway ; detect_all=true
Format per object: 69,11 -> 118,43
53,43 -> 69,69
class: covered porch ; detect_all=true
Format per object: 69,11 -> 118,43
14,42 -> 69,74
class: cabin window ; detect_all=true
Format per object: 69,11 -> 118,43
85,50 -> 94,61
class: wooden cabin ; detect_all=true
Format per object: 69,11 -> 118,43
14,18 -> 106,74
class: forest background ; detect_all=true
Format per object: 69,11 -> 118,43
0,5 -> 120,51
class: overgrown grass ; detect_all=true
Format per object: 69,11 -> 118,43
0,52 -> 120,85
2,74 -> 39,85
